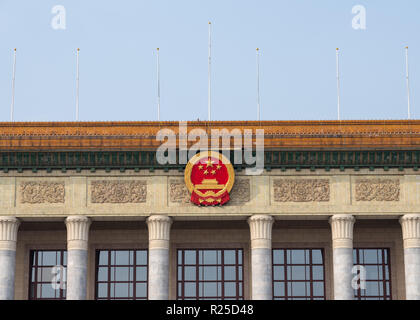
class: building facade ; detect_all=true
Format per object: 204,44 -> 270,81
0,120 -> 419,300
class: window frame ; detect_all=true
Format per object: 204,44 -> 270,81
176,248 -> 244,300
353,247 -> 392,300
94,248 -> 149,300
272,248 -> 326,300
28,249 -> 67,300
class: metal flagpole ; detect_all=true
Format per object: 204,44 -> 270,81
256,48 -> 260,121
208,21 -> 211,121
10,48 -> 17,122
336,48 -> 340,121
405,46 -> 411,119
157,48 -> 160,121
76,48 -> 80,121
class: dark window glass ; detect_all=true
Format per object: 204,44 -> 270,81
272,249 -> 325,300
29,250 -> 67,300
95,249 -> 148,300
353,248 -> 392,300
177,249 -> 243,300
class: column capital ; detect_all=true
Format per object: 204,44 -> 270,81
329,214 -> 355,249
65,216 -> 91,250
248,215 -> 274,249
146,215 -> 172,250
0,216 -> 20,251
400,214 -> 420,248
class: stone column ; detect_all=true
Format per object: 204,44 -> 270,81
329,214 -> 355,300
400,214 -> 420,300
65,216 -> 91,300
248,215 -> 274,300
0,216 -> 20,300
146,215 -> 172,300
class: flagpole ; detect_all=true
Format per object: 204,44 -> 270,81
10,48 -> 16,122
405,46 -> 411,119
336,48 -> 340,121
208,21 -> 211,121
256,48 -> 260,121
157,48 -> 160,121
76,48 -> 80,121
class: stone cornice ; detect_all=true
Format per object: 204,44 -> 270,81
0,120 -> 420,151
400,214 -> 420,248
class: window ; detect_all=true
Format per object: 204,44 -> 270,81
353,248 -> 392,300
95,249 -> 148,300
177,249 -> 244,300
272,249 -> 325,300
29,250 -> 67,300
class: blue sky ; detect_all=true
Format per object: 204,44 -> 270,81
0,0 -> 418,121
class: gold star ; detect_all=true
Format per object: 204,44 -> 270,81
198,165 -> 203,170
203,169 -> 209,175
205,158 -> 214,167
216,165 -> 222,170
211,170 -> 216,175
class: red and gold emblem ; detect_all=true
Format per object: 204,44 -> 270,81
184,151 -> 235,206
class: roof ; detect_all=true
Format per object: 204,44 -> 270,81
0,120 -> 419,151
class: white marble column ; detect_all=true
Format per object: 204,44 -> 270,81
248,215 -> 274,300
329,214 -> 355,300
0,216 -> 20,300
65,216 -> 91,300
146,215 -> 172,300
400,214 -> 420,300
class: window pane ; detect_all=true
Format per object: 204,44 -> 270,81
312,250 -> 323,264
273,250 -> 284,264
115,251 -> 130,265
274,282 -> 285,297
184,282 -> 196,297
313,282 -> 324,296
185,251 -> 196,265
273,266 -> 284,280
203,251 -> 217,264
224,282 -> 236,297
98,251 -> 108,265
312,266 -> 324,280
97,267 -> 108,282
185,266 -> 196,281
363,250 -> 378,264
42,252 -> 57,266
135,283 -> 147,298
290,250 -> 305,264
224,250 -> 236,264
97,283 -> 108,298
136,251 -> 147,265
136,267 -> 147,281
224,266 -> 236,281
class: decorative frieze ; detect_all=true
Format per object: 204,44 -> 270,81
20,182 -> 65,204
91,180 -> 147,203
273,179 -> 330,202
169,179 -> 190,204
355,179 -> 399,201
229,178 -> 251,205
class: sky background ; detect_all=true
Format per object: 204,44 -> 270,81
0,0 -> 419,122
